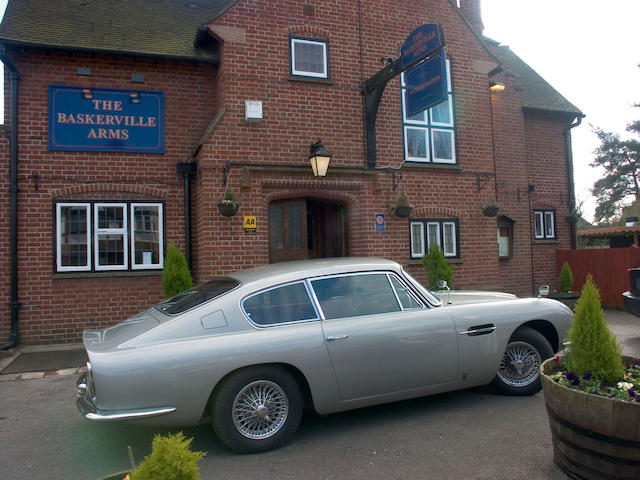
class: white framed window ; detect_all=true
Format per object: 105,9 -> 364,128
131,203 -> 163,270
410,219 -> 459,259
401,59 -> 456,164
290,36 -> 328,79
56,203 -> 91,272
54,200 -> 164,273
534,210 -> 556,239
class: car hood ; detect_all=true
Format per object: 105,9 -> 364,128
434,290 -> 518,306
83,308 -> 162,352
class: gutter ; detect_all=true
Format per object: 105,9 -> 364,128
0,45 -> 20,350
564,114 -> 585,250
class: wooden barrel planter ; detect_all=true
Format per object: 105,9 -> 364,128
541,356 -> 640,479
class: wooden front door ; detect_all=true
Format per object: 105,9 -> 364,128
269,200 -> 308,263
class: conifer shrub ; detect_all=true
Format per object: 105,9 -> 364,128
565,275 -> 624,382
557,261 -> 574,293
130,432 -> 206,480
162,244 -> 193,298
421,244 -> 453,290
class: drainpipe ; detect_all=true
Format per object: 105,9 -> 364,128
176,162 -> 197,272
0,46 -> 20,350
564,114 -> 584,250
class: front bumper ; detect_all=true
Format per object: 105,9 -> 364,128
76,373 -> 176,421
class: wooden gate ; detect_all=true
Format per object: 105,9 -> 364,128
556,247 -> 640,306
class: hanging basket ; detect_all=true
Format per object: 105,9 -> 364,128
392,204 -> 413,218
217,201 -> 239,217
481,204 -> 499,217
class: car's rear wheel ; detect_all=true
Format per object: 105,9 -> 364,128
490,327 -> 554,396
211,366 -> 303,453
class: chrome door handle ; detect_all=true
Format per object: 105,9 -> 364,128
326,335 -> 349,341
459,324 -> 496,336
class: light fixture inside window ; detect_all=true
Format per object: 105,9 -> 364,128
489,81 -> 505,92
309,141 -> 332,177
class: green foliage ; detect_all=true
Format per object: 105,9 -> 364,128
222,189 -> 236,202
421,244 -> 453,290
130,432 -> 206,480
557,262 -> 573,293
565,275 -> 624,383
162,244 -> 193,298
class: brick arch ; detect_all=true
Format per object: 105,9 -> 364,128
412,206 -> 459,218
286,24 -> 330,40
531,201 -> 560,210
49,183 -> 169,199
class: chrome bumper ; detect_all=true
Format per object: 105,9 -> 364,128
76,373 -> 176,422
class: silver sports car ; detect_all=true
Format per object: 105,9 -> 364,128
76,257 -> 572,453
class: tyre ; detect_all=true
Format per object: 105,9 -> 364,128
211,366 -> 303,453
490,327 -> 554,396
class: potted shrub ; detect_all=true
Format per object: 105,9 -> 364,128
548,261 -> 579,310
481,201 -> 499,217
541,276 -> 640,479
391,192 -> 414,218
217,189 -> 239,216
162,244 -> 193,298
99,432 -> 206,480
421,244 -> 453,290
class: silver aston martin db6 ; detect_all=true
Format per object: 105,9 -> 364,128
76,257 -> 572,453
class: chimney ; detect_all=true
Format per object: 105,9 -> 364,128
459,0 -> 484,34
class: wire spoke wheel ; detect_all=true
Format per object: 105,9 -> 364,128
497,341 -> 541,387
232,380 -> 289,439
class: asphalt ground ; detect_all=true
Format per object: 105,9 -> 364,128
0,309 -> 638,479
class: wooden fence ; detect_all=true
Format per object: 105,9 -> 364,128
556,247 -> 640,306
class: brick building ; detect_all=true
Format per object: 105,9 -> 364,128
0,0 -> 582,347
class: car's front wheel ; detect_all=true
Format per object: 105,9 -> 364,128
211,366 -> 303,453
490,327 -> 554,396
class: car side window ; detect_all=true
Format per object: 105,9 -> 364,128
242,281 -> 318,326
311,273 -> 401,320
389,275 -> 424,310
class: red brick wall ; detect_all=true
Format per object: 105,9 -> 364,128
0,50 -> 217,344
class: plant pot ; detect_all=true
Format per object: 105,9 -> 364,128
392,204 -> 413,218
481,205 -> 499,217
541,356 -> 640,479
217,201 -> 239,217
548,291 -> 580,311
566,215 -> 579,225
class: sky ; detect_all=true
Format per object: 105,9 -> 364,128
482,0 -> 640,223
0,1 -> 637,222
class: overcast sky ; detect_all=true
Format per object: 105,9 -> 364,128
482,0 -> 640,223
0,1 -> 637,222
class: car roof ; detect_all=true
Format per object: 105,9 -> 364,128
227,257 -> 402,289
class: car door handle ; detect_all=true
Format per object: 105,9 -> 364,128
459,324 -> 496,336
326,335 -> 349,341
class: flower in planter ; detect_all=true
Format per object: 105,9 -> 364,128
218,189 -> 239,216
481,200 -> 499,217
391,192 -> 414,217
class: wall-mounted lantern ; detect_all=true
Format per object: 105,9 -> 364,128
309,141 -> 332,177
489,81 -> 505,92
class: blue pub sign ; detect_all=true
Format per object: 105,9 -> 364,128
48,85 -> 165,153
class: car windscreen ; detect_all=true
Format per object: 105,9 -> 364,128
154,277 -> 240,315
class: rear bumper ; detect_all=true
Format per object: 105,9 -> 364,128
76,374 -> 176,421
623,291 -> 640,317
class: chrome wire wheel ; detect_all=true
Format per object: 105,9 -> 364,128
497,341 -> 541,387
232,380 -> 289,439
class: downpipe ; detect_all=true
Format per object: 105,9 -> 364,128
564,114 -> 584,250
0,46 -> 20,350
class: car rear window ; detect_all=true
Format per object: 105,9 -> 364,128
155,277 -> 240,315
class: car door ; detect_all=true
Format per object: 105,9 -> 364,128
311,272 -> 459,401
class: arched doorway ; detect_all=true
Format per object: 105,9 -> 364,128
268,198 -> 348,263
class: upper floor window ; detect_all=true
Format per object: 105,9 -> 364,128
534,210 -> 556,239
290,36 -> 328,79
410,219 -> 459,259
55,200 -> 164,273
401,59 -> 456,164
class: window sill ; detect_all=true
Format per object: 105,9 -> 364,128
288,76 -> 333,86
408,257 -> 462,265
52,270 -> 163,280
533,239 -> 559,245
401,162 -> 462,172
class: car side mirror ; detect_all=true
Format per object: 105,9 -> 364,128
538,285 -> 549,297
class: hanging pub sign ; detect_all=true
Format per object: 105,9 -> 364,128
48,85 -> 165,153
404,48 -> 448,118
